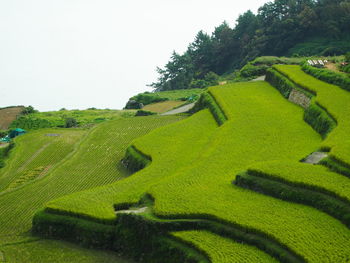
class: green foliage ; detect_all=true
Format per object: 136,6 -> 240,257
151,1 -> 350,91
265,68 -> 294,98
21,105 -> 37,115
173,231 -> 278,263
10,109 -> 133,130
287,37 -> 350,57
274,65 -> 350,165
64,117 -> 77,128
235,172 -> 350,227
40,81 -> 350,262
127,89 -> 204,109
122,146 -> 151,173
191,92 -> 227,126
266,67 -> 335,138
135,110 -> 156,117
0,116 -> 183,262
240,64 -> 268,78
304,102 -> 336,138
302,62 -> 350,91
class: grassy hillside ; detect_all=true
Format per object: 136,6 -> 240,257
34,76 -> 350,262
10,109 -> 135,130
142,100 -> 185,113
0,115 -> 184,262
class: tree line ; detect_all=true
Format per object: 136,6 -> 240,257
149,0 -> 350,91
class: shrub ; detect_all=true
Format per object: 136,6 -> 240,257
65,118 -> 78,128
301,63 -> 350,91
21,105 -> 37,115
240,63 -> 268,78
135,110 -> 156,117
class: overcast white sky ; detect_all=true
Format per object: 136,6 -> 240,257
0,0 -> 269,111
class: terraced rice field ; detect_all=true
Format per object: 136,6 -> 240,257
142,100 -> 185,113
39,74 -> 350,262
0,116 -> 184,262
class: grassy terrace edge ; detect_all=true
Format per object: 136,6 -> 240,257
235,171 -> 350,228
266,67 -> 336,138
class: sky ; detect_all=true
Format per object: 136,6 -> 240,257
0,0 -> 269,111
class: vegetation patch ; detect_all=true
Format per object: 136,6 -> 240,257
142,100 -> 185,113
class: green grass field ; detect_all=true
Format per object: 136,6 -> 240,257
142,100 -> 185,113
0,115 -> 184,262
273,65 -> 350,166
40,80 -> 350,262
10,109 -> 135,130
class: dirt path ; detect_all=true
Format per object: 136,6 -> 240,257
161,103 -> 195,115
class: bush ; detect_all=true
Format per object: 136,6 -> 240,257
302,63 -> 350,91
191,92 -> 227,126
21,105 -> 37,115
135,110 -> 156,117
65,118 -> 78,128
131,94 -> 168,106
122,145 -> 151,173
235,173 -> 350,228
265,68 -> 294,98
240,64 -> 268,78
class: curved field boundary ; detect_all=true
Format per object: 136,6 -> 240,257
191,91 -> 227,126
302,63 -> 350,92
236,171 -> 350,228
33,205 -> 305,263
266,68 -> 336,138
272,65 -> 350,166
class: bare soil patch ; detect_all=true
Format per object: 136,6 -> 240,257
0,107 -> 24,130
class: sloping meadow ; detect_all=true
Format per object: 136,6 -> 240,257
35,77 -> 350,262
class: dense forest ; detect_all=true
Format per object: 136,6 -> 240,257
149,0 -> 350,91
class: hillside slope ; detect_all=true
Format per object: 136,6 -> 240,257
34,72 -> 350,262
0,116 -> 184,262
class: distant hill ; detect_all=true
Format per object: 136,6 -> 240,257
0,106 -> 24,130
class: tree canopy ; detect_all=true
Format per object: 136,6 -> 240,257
150,0 -> 350,91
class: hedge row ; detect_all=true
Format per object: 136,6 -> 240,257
122,145 -> 151,173
0,142 -> 14,168
32,210 -> 208,263
302,63 -> 350,92
266,68 -> 335,138
320,157 -> 350,178
35,205 -> 303,263
265,68 -> 295,98
190,92 -> 227,126
235,173 -> 350,228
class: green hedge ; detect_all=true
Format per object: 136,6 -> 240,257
302,63 -> 350,92
320,157 -> 350,178
235,173 -> 350,228
191,92 -> 227,126
0,142 -> 14,168
265,69 -> 295,98
122,145 -> 152,173
266,68 -> 336,138
32,210 -> 116,249
33,210 -> 207,263
240,64 -> 269,78
135,110 -> 157,116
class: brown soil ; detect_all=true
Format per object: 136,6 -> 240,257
0,107 -> 24,130
325,63 -> 340,72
